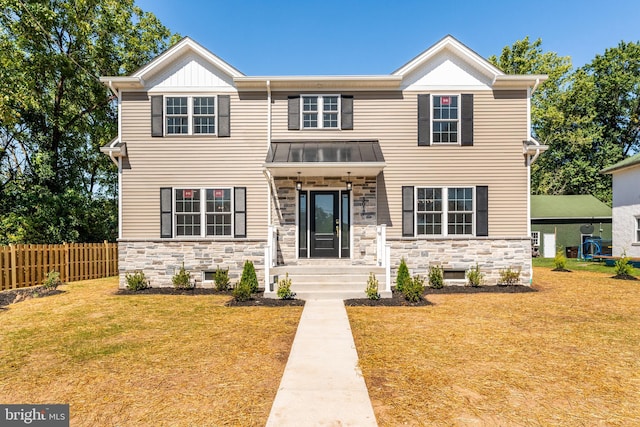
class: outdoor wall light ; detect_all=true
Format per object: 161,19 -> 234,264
346,172 -> 352,191
295,172 -> 302,191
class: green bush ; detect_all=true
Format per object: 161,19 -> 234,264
125,270 -> 149,291
365,272 -> 380,300
403,275 -> 424,302
214,266 -> 230,291
614,254 -> 634,277
428,265 -> 444,289
466,263 -> 484,287
395,258 -> 410,292
277,273 -> 296,300
240,260 -> 259,293
232,280 -> 252,302
498,267 -> 521,286
41,271 -> 62,290
172,263 -> 193,289
553,251 -> 568,270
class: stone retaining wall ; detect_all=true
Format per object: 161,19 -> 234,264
118,240 -> 266,288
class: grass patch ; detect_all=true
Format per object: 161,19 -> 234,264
533,257 -> 640,276
348,267 -> 640,425
0,277 -> 302,426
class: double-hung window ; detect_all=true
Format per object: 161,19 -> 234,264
416,187 -> 473,236
166,96 -> 216,135
175,188 -> 232,237
432,95 -> 459,143
531,231 -> 540,247
636,217 -> 640,243
302,95 -> 339,129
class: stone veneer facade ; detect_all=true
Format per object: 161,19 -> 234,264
118,240 -> 266,288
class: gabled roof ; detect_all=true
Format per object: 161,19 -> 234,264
531,195 -> 611,220
600,152 -> 640,174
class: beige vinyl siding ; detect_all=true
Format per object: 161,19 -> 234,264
120,91 -> 268,239
271,90 -> 529,238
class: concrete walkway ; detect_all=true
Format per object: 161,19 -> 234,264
266,299 -> 378,426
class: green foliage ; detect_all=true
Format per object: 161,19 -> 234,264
554,251 -> 568,270
214,266 -> 230,291
428,265 -> 444,289
395,258 -> 410,292
276,273 -> 296,300
239,260 -> 259,293
172,263 -> 193,289
614,254 -> 634,277
466,264 -> 484,287
232,280 -> 252,302
403,275 -> 425,302
125,271 -> 149,291
0,0 -> 178,243
365,272 -> 380,300
41,271 -> 62,290
498,267 -> 522,286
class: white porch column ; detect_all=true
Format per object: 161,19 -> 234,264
385,244 -> 391,293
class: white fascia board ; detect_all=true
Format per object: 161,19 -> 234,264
235,75 -> 402,91
493,74 -> 549,90
99,76 -> 144,90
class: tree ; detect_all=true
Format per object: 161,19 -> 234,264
0,0 -> 179,244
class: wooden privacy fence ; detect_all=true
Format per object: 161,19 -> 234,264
0,242 -> 118,290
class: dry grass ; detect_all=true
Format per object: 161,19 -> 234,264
0,277 -> 302,426
348,268 -> 640,426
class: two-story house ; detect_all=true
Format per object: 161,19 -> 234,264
101,35 -> 547,297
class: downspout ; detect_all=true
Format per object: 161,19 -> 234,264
107,80 -> 124,241
266,80 -> 272,226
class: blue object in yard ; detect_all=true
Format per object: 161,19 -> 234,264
581,237 -> 602,260
605,258 -> 640,268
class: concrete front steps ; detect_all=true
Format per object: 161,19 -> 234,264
266,260 -> 391,300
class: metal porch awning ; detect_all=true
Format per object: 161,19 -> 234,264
264,140 -> 386,177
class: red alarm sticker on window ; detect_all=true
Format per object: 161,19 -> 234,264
214,189 -> 223,198
441,96 -> 451,105
183,189 -> 193,198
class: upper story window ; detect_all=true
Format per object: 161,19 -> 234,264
302,95 -> 340,129
432,95 -> 459,143
166,96 -> 216,135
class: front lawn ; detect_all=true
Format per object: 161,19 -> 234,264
348,267 -> 640,425
533,256 -> 640,275
0,277 -> 302,426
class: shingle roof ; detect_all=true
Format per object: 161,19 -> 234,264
600,152 -> 640,174
531,195 -> 611,219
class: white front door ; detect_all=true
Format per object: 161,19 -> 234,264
543,233 -> 556,258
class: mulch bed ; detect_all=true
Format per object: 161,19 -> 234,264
612,274 -> 638,280
552,268 -> 572,272
115,287 -> 305,306
0,286 -> 65,308
345,285 -> 536,306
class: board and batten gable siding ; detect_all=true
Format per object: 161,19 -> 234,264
119,91 -> 268,239
271,89 -> 529,238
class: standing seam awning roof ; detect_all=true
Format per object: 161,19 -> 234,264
264,140 -> 386,177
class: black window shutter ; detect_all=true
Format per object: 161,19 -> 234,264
402,186 -> 414,237
160,187 -> 172,238
234,187 -> 246,238
288,96 -> 300,130
417,94 -> 430,146
341,95 -> 353,130
461,94 -> 474,146
151,95 -> 164,137
476,185 -> 488,236
218,95 -> 230,137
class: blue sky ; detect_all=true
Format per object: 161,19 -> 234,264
136,0 -> 640,76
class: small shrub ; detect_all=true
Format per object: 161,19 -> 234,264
428,265 -> 444,289
172,263 -> 193,289
499,267 -> 521,286
395,258 -> 410,292
466,263 -> 484,287
41,271 -> 62,290
614,253 -> 634,277
553,251 -> 568,270
214,266 -> 230,291
232,280 -> 252,302
277,273 -> 296,300
240,260 -> 259,293
403,275 -> 425,302
125,270 -> 149,291
365,272 -> 380,300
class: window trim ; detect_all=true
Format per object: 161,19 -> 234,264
173,187 -> 233,238
165,95 -> 217,136
636,216 -> 640,243
431,94 -> 460,145
415,186 -> 475,236
300,94 -> 341,130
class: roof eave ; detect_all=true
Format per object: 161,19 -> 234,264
493,75 -> 549,90
99,76 -> 144,90
234,75 -> 403,91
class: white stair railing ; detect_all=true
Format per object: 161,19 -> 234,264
376,224 -> 387,267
